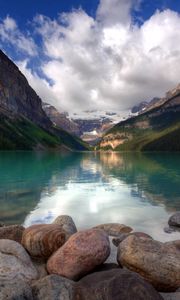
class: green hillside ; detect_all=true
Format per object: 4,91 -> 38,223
99,94 -> 180,152
0,114 -> 88,151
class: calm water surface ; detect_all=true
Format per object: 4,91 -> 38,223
0,151 -> 180,242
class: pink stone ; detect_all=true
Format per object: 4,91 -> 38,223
47,229 -> 110,280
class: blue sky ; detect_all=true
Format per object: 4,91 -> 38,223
1,0 -> 180,27
0,0 -> 180,114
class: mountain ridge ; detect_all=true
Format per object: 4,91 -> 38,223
0,49 -> 88,151
99,84 -> 180,152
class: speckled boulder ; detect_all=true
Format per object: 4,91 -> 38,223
168,212 -> 180,227
0,279 -> 33,300
0,225 -> 25,243
117,236 -> 180,292
47,229 -> 110,280
77,269 -> 163,300
22,224 -> 66,259
32,275 -> 76,300
0,239 -> 38,282
93,223 -> 132,237
53,215 -> 77,238
112,232 -> 152,247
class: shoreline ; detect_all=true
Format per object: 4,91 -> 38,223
0,213 -> 179,299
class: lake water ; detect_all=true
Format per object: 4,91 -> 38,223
0,151 -> 180,242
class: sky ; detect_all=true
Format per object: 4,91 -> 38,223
0,0 -> 180,114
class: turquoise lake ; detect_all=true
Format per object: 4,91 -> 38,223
0,151 -> 180,242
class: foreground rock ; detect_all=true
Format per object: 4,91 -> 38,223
77,269 -> 163,300
53,215 -> 77,238
0,239 -> 38,282
93,223 -> 132,236
32,259 -> 48,279
117,236 -> 180,292
168,212 -> 180,227
0,225 -> 24,243
164,226 -> 180,234
0,279 -> 33,300
22,224 -> 66,259
32,269 -> 163,300
47,229 -> 110,280
112,232 -> 152,247
32,275 -> 76,300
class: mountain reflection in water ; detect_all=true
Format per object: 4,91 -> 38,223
0,151 -> 179,242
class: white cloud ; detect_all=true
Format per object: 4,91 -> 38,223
0,16 -> 37,56
3,16 -> 17,31
96,0 -> 133,26
1,1 -> 180,114
17,60 -> 63,109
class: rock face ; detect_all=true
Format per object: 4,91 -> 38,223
93,223 -> 132,237
0,279 -> 33,300
47,229 -> 110,280
168,212 -> 180,227
42,103 -> 80,136
77,269 -> 163,300
0,50 -> 51,129
112,232 -> 152,247
22,224 -> 66,259
32,275 -> 76,300
0,49 -> 87,151
0,239 -> 38,282
0,225 -> 24,243
117,236 -> 180,292
53,215 -> 77,238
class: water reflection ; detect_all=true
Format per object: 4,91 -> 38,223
0,151 -> 179,242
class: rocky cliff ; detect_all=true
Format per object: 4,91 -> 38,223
42,103 -> 80,136
0,50 -> 51,129
0,50 -> 87,151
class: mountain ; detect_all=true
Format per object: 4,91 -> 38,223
70,110 -> 129,144
131,101 -> 148,114
131,98 -> 160,114
73,117 -> 114,144
0,50 -> 88,151
99,84 -> 180,151
43,105 -> 116,144
42,103 -> 81,136
131,84 -> 180,115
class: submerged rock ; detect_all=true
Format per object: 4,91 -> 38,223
53,215 -> 77,238
112,232 -> 152,247
77,269 -> 163,300
168,212 -> 180,227
0,279 -> 33,300
47,229 -> 110,280
32,275 -> 76,300
117,236 -> 180,292
0,225 -> 24,243
0,239 -> 38,282
93,223 -> 132,237
164,226 -> 180,234
22,224 -> 66,259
